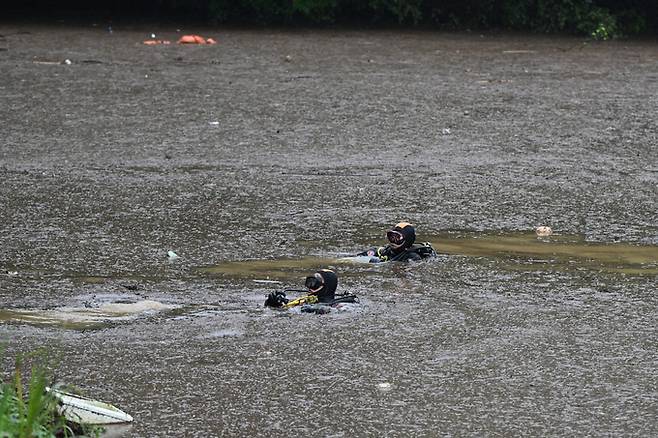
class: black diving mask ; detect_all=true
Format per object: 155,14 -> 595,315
387,230 -> 405,245
305,273 -> 324,292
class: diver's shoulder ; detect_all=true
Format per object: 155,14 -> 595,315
409,242 -> 437,258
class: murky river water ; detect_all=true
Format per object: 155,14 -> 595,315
1,23 -> 657,436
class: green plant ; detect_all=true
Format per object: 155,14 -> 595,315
0,351 -> 102,438
0,356 -> 65,437
582,7 -> 619,40
204,0 -> 655,32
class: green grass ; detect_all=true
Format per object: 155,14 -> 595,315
0,351 -> 102,437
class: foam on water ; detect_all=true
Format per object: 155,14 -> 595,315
0,300 -> 179,330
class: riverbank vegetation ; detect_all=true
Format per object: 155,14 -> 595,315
0,351 -> 101,437
208,0 -> 654,39
12,0 -> 655,39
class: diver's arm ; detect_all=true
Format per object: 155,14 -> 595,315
354,247 -> 387,263
355,247 -> 377,256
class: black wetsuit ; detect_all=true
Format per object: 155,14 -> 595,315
264,269 -> 358,312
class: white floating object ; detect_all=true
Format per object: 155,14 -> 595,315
252,279 -> 282,284
377,382 -> 393,391
63,59 -> 72,65
209,121 -> 219,125
151,33 -> 156,39
336,255 -> 383,264
167,250 -> 179,260
5,270 -> 18,276
47,387 -> 133,425
442,128 -> 451,135
535,226 -> 553,237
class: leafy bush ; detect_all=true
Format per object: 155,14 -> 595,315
582,7 -> 619,40
110,0 -> 657,35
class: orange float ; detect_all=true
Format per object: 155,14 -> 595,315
177,35 -> 217,45
143,39 -> 171,45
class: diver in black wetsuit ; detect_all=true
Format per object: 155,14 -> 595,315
357,222 -> 436,262
264,269 -> 358,313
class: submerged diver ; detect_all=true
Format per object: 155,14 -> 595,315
357,222 -> 436,262
264,269 -> 358,314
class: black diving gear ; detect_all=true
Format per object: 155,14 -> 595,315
264,269 -> 358,311
357,222 -> 436,262
386,230 -> 406,246
308,269 -> 338,303
264,290 -> 290,308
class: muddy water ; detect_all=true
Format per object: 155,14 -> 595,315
1,24 -> 657,436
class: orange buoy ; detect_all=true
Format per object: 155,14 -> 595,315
177,35 -> 196,44
177,35 -> 216,45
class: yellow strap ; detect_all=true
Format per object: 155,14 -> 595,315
283,295 -> 318,309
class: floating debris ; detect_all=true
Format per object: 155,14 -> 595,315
535,226 -> 553,237
167,250 -> 179,260
377,382 -> 393,391
47,387 -> 133,425
143,39 -> 171,45
252,279 -> 282,284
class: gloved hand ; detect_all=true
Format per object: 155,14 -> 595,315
264,291 -> 288,308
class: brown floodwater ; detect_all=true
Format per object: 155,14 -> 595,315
1,22 -> 657,437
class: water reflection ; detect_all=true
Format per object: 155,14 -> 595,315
201,231 -> 658,279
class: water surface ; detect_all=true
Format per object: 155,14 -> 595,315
1,24 -> 656,437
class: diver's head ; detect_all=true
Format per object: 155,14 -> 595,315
304,269 -> 338,303
386,222 -> 416,251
